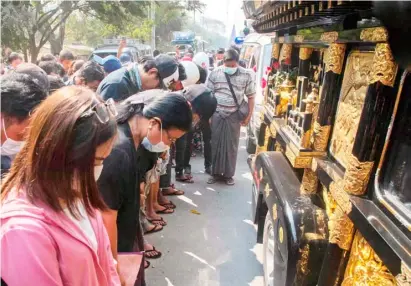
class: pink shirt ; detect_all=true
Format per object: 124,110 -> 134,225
1,190 -> 120,286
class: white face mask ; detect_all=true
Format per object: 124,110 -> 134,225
94,165 -> 104,181
1,118 -> 24,158
141,120 -> 170,153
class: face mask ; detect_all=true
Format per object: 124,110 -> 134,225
94,165 -> 104,181
1,118 -> 24,158
224,67 -> 238,75
141,120 -> 170,153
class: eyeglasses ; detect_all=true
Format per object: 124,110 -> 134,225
81,98 -> 118,124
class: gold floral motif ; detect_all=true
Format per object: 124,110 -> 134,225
278,226 -> 284,243
300,168 -> 318,194
295,35 -> 304,43
264,183 -> 271,198
275,142 -> 284,152
370,43 -> 398,87
272,43 -> 280,60
328,205 -> 354,250
360,27 -> 388,42
316,209 -> 327,239
342,231 -> 396,285
297,244 -> 310,277
279,36 -> 285,43
280,44 -> 292,62
396,262 -> 411,286
329,180 -> 352,214
299,47 -> 312,60
324,44 -> 346,74
321,31 -> 339,43
285,148 -> 312,168
343,155 -> 374,196
272,204 -> 278,220
313,122 -> 331,151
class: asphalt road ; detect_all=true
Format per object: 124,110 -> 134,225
146,129 -> 264,286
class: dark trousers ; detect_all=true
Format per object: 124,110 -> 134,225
200,119 -> 212,169
175,130 -> 193,175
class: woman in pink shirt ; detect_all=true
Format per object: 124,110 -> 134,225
1,86 -> 120,285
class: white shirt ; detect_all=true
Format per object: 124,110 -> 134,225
64,202 -> 98,253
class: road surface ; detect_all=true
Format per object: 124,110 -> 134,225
146,129 -> 264,286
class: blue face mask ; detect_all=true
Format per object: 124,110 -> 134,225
141,120 -> 170,153
224,66 -> 238,75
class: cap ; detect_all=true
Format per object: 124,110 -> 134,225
181,61 -> 200,88
154,54 -> 179,89
119,53 -> 132,65
93,55 -> 122,73
182,84 -> 212,102
14,63 -> 50,91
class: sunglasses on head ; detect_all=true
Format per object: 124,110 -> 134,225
80,98 -> 118,124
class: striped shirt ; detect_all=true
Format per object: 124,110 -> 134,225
206,66 -> 256,113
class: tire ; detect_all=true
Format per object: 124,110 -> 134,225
263,212 -> 275,286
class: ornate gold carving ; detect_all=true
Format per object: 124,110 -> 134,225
360,27 -> 388,42
329,180 -> 352,214
264,183 -> 271,198
275,142 -> 283,152
324,44 -> 346,74
330,51 -> 373,167
272,204 -> 278,220
342,231 -> 397,285
370,43 -> 398,87
300,168 -> 318,194
299,47 -> 312,60
269,121 -> 277,138
280,44 -> 292,62
285,148 -> 312,168
278,226 -> 284,243
343,155 -> 374,196
301,129 -> 311,149
279,36 -> 285,43
321,31 -> 339,43
313,122 -> 331,152
329,205 -> 354,250
295,35 -> 304,43
297,244 -> 310,277
396,262 -> 411,286
262,126 -> 271,151
272,43 -> 280,60
255,145 -> 265,156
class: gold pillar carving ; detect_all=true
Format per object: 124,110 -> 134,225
324,43 -> 346,74
313,121 -> 331,151
328,205 -> 354,251
343,155 -> 374,196
360,27 -> 388,42
300,168 -> 318,194
342,231 -> 397,285
320,31 -> 338,43
295,35 -> 304,43
299,47 -> 312,60
274,142 -> 283,152
329,180 -> 352,214
280,43 -> 292,62
262,125 -> 271,151
370,43 -> 398,87
272,43 -> 280,60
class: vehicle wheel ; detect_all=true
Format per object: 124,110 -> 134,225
263,212 -> 275,286
246,134 -> 257,154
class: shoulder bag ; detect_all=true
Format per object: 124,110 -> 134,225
224,73 -> 249,121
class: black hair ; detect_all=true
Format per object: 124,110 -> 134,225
153,50 -> 160,57
197,64 -> 207,84
38,60 -> 62,75
225,49 -> 239,62
48,75 -> 65,93
178,63 -> 187,81
78,61 -> 105,83
8,52 -> 22,64
59,49 -> 75,61
191,90 -> 217,120
40,54 -> 56,62
1,72 -> 48,120
142,58 -> 157,73
116,93 -> 192,131
230,45 -> 241,55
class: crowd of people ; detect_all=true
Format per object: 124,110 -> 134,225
0,42 -> 255,285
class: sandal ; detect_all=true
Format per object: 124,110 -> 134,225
162,185 -> 185,196
144,224 -> 163,235
144,260 -> 151,269
225,177 -> 235,185
207,176 -> 217,184
144,246 -> 162,259
156,207 -> 174,214
176,174 -> 194,183
160,200 -> 176,209
147,217 -> 167,226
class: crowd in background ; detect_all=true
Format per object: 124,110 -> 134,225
0,41 -> 255,285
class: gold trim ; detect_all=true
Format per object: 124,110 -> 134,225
297,244 -> 310,277
313,122 -> 331,151
343,155 -> 374,196
329,205 -> 354,251
272,204 -> 278,220
299,47 -> 312,60
285,148 -> 313,168
342,231 -> 397,285
272,43 -> 280,60
300,168 -> 318,194
321,31 -> 339,43
360,27 -> 388,42
324,44 -> 346,74
269,121 -> 277,138
370,43 -> 398,87
278,226 -> 284,243
279,36 -> 285,43
295,35 -> 304,43
280,43 -> 292,62
275,142 -> 284,152
264,183 -> 271,198
329,180 -> 352,214
396,262 -> 411,286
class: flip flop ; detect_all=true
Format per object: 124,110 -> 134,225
162,185 -> 185,196
160,200 -> 176,209
147,217 -> 167,226
207,176 -> 217,184
156,207 -> 174,214
175,174 -> 194,183
144,224 -> 163,235
144,246 -> 162,259
144,260 -> 151,269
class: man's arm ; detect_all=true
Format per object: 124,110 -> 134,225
117,39 -> 126,58
242,95 -> 255,126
